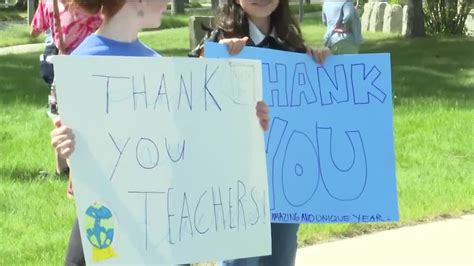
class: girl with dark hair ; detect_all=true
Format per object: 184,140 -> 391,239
191,0 -> 329,64
191,1 -> 330,266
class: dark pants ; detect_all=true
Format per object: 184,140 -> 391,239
39,44 -> 58,86
65,219 -> 85,266
219,223 -> 300,266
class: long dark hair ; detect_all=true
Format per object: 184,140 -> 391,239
216,0 -> 306,52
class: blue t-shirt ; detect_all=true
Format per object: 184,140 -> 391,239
71,34 -> 160,57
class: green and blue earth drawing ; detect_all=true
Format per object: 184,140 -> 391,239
84,203 -> 116,249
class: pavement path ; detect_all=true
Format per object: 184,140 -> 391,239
295,215 -> 474,266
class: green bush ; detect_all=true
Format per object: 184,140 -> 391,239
167,2 -> 202,10
186,2 -> 203,9
159,16 -> 188,30
424,0 -> 472,35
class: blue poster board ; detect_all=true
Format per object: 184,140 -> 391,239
206,42 -> 399,223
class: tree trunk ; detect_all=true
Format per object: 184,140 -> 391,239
406,0 -> 425,37
172,0 -> 185,15
211,0 -> 219,10
27,0 -> 35,24
299,0 -> 304,22
15,0 -> 27,10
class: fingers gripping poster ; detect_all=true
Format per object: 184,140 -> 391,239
53,56 -> 271,265
205,42 -> 399,224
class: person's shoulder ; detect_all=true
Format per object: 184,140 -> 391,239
138,41 -> 160,57
70,35 -> 107,56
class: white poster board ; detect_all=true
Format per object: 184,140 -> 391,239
53,56 -> 271,265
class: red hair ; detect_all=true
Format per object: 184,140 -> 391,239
70,0 -> 126,18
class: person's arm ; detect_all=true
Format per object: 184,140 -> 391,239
342,2 -> 355,25
30,0 -> 48,37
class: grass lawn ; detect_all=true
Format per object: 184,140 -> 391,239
0,7 -> 27,21
0,23 -> 42,48
0,18 -> 473,264
0,5 -> 323,48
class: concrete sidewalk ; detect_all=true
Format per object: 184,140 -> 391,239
296,215 -> 474,266
0,43 -> 42,55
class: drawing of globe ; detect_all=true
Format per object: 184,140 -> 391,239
84,203 -> 116,249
